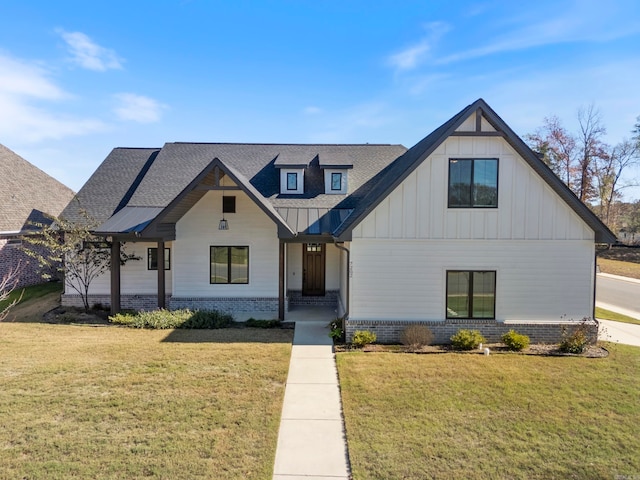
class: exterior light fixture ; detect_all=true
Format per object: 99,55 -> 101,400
218,217 -> 229,230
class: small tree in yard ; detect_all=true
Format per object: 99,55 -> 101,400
0,264 -> 23,321
23,211 -> 139,312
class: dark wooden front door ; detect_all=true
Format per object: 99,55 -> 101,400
302,243 -> 325,296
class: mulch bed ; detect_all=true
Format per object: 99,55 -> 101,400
334,343 -> 609,358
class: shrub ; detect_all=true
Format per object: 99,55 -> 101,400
501,330 -> 530,351
109,309 -> 233,329
245,318 -> 282,328
401,324 -> 434,349
559,319 -> 592,354
352,330 -> 377,348
328,317 -> 344,343
450,329 -> 486,350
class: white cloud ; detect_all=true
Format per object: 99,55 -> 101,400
58,30 -> 123,71
388,22 -> 450,71
303,106 -> 323,115
113,93 -> 167,123
0,53 -> 106,143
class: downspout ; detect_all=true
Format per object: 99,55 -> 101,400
333,238 -> 350,319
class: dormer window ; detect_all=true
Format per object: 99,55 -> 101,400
287,172 -> 298,191
322,168 -> 349,194
331,172 -> 342,191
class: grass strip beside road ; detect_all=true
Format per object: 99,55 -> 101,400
597,258 -> 640,280
337,346 -> 640,480
595,306 -> 640,326
0,323 -> 292,479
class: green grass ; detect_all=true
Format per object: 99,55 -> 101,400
0,323 -> 293,479
0,281 -> 61,310
337,346 -> 640,480
596,306 -> 640,326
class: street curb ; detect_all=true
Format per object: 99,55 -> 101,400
597,272 -> 640,285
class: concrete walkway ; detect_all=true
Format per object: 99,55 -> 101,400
273,309 -> 350,479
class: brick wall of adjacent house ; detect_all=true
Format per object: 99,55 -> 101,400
345,319 -> 599,345
0,237 -> 59,289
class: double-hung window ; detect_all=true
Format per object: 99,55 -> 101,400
448,158 -> 498,208
446,270 -> 496,319
210,246 -> 249,284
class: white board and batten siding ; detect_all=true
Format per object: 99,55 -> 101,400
80,241 -> 173,295
173,189 -> 279,297
350,131 -> 595,323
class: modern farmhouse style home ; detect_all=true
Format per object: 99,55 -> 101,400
61,99 -> 615,342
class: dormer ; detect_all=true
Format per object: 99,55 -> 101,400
319,153 -> 353,194
275,154 -> 310,195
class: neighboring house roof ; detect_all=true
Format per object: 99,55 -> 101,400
0,144 -> 75,234
70,99 -> 616,244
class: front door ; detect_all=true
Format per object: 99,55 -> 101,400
302,243 -> 325,296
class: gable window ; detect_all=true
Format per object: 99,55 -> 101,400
286,172 -> 298,191
222,196 -> 236,213
448,158 -> 498,208
210,246 -> 249,284
446,270 -> 496,319
148,248 -> 171,270
331,172 -> 342,191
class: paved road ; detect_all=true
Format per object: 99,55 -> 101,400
596,274 -> 640,317
598,319 -> 640,347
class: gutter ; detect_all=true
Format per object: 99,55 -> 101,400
332,238 -> 350,319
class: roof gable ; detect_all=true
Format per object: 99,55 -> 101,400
335,99 -> 616,243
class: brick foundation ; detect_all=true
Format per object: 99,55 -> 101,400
62,294 -> 279,318
287,290 -> 339,307
345,318 -> 599,345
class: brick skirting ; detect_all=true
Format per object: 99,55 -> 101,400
345,318 -> 599,345
62,294 -> 171,311
287,290 -> 339,307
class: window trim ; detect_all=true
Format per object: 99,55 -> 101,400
445,270 -> 496,320
286,172 -> 298,191
147,248 -> 171,271
447,158 -> 499,208
210,246 -> 249,284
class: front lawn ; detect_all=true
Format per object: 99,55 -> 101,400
337,346 -> 640,479
0,323 -> 292,479
596,306 -> 640,326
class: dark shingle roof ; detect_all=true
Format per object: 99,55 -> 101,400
77,99 -> 615,243
0,144 -> 75,233
61,148 -> 160,225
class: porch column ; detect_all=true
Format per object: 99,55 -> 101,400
110,239 -> 121,315
157,240 -> 166,309
278,241 -> 285,320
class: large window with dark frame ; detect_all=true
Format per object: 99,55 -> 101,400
147,248 -> 171,270
210,246 -> 249,284
446,270 -> 496,319
448,158 -> 498,208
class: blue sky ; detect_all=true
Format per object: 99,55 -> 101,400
1,0 -> 640,197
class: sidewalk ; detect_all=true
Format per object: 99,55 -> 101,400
272,319 -> 351,480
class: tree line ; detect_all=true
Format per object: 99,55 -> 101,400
525,106 -> 640,237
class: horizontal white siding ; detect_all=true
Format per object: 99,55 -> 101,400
350,238 -> 594,323
352,136 -> 594,241
80,242 -> 173,295
174,190 -> 278,297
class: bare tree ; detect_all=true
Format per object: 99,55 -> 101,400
23,211 -> 139,312
526,116 -> 578,193
0,264 -> 23,321
594,140 -> 640,228
576,105 -> 608,203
